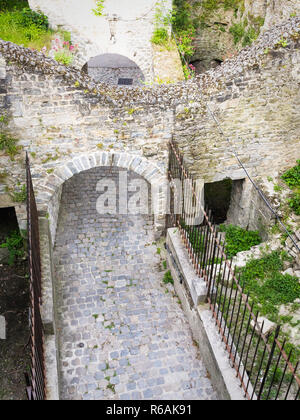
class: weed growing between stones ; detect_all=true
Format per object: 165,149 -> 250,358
281,160 -> 300,216
0,229 -> 25,265
0,2 -> 54,50
163,270 -> 174,285
0,112 -> 22,160
236,250 -> 300,322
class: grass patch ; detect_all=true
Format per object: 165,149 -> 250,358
0,230 -> 25,265
237,251 -> 300,321
0,132 -> 21,160
219,224 -> 261,258
163,270 -> 174,285
0,3 -> 55,51
281,160 -> 300,215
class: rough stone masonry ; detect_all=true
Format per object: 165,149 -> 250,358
0,17 -> 299,238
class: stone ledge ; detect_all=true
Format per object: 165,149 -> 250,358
39,216 -> 60,400
166,227 -> 254,400
166,228 -> 207,305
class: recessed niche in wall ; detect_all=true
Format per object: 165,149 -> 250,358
0,207 -> 19,242
118,78 -> 133,86
204,178 -> 233,224
83,53 -> 145,86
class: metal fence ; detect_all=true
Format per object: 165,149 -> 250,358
168,140 -> 300,400
25,153 -> 46,401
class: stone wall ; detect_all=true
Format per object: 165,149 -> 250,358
88,66 -> 145,86
190,0 -> 300,73
244,0 -> 300,32
27,0 -> 174,83
0,17 -> 299,236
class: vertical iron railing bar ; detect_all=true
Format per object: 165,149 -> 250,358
206,230 -> 219,300
203,213 -> 212,271
274,338 -> 300,388
251,334 -> 270,400
265,339 -> 286,400
229,279 -> 245,358
199,215 -> 208,271
241,310 -> 259,385
223,268 -> 235,329
25,153 -> 46,401
220,263 -> 234,333
233,294 -> 249,364
208,236 -> 222,307
245,319 -> 264,397
295,386 -> 300,401
236,301 -> 254,374
284,361 -> 299,400
257,325 -> 281,400
275,349 -> 293,400
216,258 -> 231,329
212,243 -> 226,313
226,274 -> 240,345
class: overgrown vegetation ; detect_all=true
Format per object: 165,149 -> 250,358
0,230 -> 25,265
219,224 -> 262,258
0,1 -> 54,50
151,0 -> 197,79
0,113 -> 21,160
229,18 -> 261,47
8,184 -> 27,203
237,251 -> 300,322
0,132 -> 21,159
281,160 -> 300,216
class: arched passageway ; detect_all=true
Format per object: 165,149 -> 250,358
53,166 -> 217,400
83,53 -> 145,86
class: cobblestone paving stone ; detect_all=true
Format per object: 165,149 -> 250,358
53,167 -> 217,400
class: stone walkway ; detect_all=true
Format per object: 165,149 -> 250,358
54,167 -> 217,400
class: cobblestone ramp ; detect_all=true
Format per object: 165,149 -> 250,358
53,167 -> 217,400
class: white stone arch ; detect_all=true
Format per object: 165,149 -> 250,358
77,45 -> 152,83
82,53 -> 146,86
36,151 -> 168,245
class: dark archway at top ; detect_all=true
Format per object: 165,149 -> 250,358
82,53 -> 145,86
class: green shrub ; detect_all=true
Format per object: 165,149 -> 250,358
19,7 -> 49,30
229,22 -> 245,44
0,0 -> 28,11
151,27 -> 169,46
220,224 -> 261,258
0,9 -> 54,50
163,270 -> 174,285
238,251 -> 300,319
281,160 -> 300,188
0,230 -> 25,265
281,161 -> 300,215
288,193 -> 300,216
242,26 -> 258,46
54,50 -> 74,66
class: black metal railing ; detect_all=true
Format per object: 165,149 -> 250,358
168,140 -> 300,400
25,153 -> 46,400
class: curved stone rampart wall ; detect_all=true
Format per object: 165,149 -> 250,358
0,17 -> 299,234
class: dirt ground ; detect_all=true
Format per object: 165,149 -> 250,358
0,208 -> 30,401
